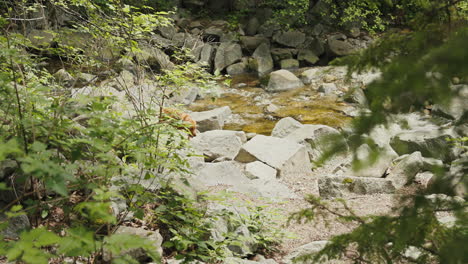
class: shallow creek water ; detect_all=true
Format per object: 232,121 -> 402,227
188,73 -> 352,135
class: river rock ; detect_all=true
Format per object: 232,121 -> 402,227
235,135 -> 312,179
318,83 -> 338,95
76,72 -> 96,85
244,161 -> 277,180
191,106 -> 232,132
156,24 -> 177,39
195,161 -> 251,189
280,59 -> 299,70
252,178 -> 298,200
271,117 -> 303,138
220,32 -> 238,43
191,130 -> 246,162
386,152 -> 424,188
284,241 -> 331,264
251,42 -> 274,77
245,17 -> 260,36
198,44 -> 215,69
54,69 -> 74,84
432,84 -> 468,120
169,86 -> 199,105
149,34 -> 172,49
390,129 -> 457,162
327,36 -> 356,56
227,61 -> 249,76
449,157 -> 467,197
353,144 -> 398,178
197,162 -> 296,200
204,26 -> 225,40
258,23 -> 281,38
344,87 -> 367,106
352,71 -> 382,86
240,36 -> 269,52
300,68 -> 321,84
271,48 -> 293,62
134,44 -> 175,71
214,42 -> 243,74
266,70 -> 303,92
297,49 -> 319,65
284,124 -> 347,162
302,37 -> 325,57
414,171 -> 435,189
273,31 -> 306,48
318,175 -> 396,198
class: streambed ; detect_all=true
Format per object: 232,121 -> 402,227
188,71 -> 353,135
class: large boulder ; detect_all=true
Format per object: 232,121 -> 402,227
240,36 -> 269,52
245,17 -> 260,36
297,49 -> 319,65
156,24 -> 177,39
168,86 -> 199,105
344,87 -> 367,106
449,157 -> 467,197
318,175 -> 396,198
54,69 -> 74,85
386,152 -> 424,188
235,135 -> 312,178
204,26 -> 225,40
273,31 -> 306,48
327,36 -> 356,56
353,144 -> 398,178
271,48 -> 293,62
300,68 -> 321,85
172,32 -> 202,49
390,129 -> 457,162
196,161 -> 296,200
284,124 -> 347,162
191,130 -> 247,162
302,37 -> 325,57
134,44 -> 175,71
214,42 -> 243,74
432,84 -> 468,120
280,59 -> 299,70
250,178 -> 298,200
251,43 -> 274,77
195,161 -> 250,188
244,161 -> 277,180
198,44 -> 215,69
318,83 -> 339,96
227,60 -> 249,76
191,106 -> 232,132
284,241 -> 333,264
266,70 -> 303,92
271,117 -> 303,138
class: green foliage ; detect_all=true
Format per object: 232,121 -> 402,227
155,188 -> 225,263
0,0 -> 213,263
259,0 -> 310,27
153,188 -> 286,263
3,227 -> 60,264
225,205 -> 286,255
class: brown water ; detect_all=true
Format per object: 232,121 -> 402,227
188,73 -> 351,135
